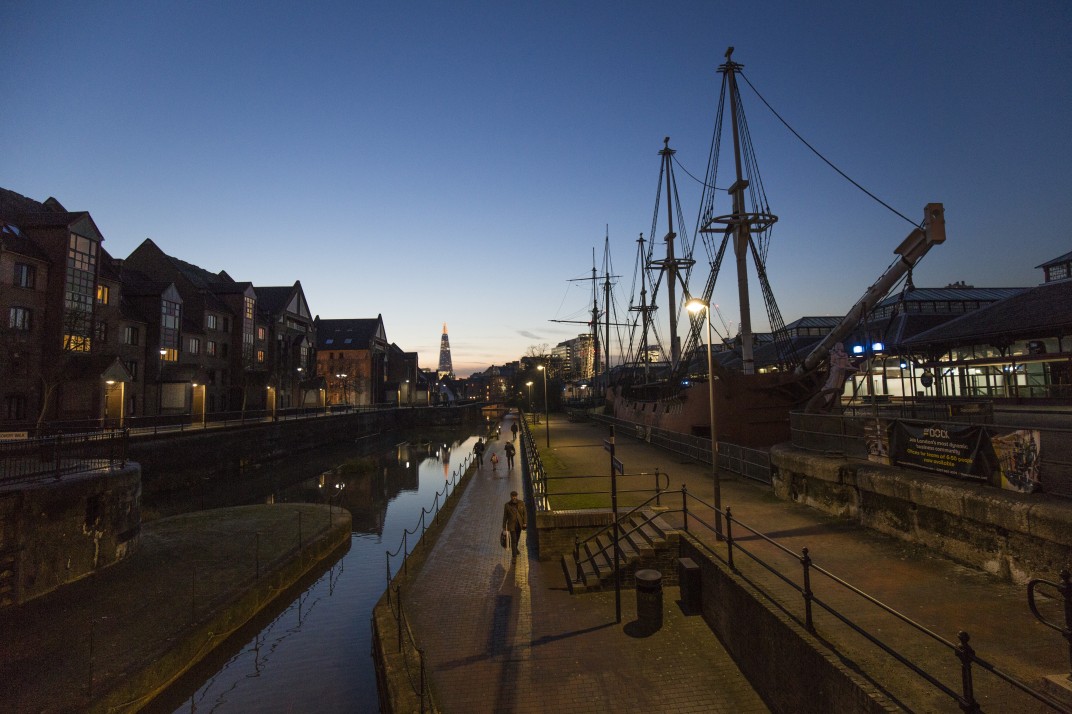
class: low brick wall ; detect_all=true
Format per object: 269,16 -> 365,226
679,536 -> 892,713
770,444 -> 1072,583
533,508 -> 614,562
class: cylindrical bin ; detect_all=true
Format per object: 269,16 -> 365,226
635,569 -> 663,632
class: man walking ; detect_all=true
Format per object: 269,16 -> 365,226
504,441 -> 516,469
510,421 -> 518,441
474,439 -> 485,466
502,490 -> 527,556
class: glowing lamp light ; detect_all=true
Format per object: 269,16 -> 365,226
852,345 -> 864,355
871,342 -> 885,352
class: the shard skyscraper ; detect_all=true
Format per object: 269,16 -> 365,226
438,323 -> 454,379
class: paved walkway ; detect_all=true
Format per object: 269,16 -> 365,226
404,413 -> 769,714
407,412 -> 1072,713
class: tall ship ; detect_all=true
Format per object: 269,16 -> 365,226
601,48 -> 946,447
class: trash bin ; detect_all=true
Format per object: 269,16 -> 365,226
635,569 -> 663,632
678,557 -> 701,613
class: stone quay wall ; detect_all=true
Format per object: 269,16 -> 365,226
769,444 -> 1072,584
0,463 -> 141,607
131,405 -> 481,493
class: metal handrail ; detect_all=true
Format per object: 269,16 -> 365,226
541,470 -> 670,500
0,429 -> 129,485
670,487 -> 1071,713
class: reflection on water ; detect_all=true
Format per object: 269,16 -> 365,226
144,428 -> 480,714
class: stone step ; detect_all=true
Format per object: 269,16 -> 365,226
563,509 -> 677,594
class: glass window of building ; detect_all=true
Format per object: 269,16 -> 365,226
13,263 -> 35,288
161,298 -> 181,351
64,232 -> 97,351
8,307 -> 32,331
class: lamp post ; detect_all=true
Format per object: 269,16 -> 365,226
686,298 -> 722,539
336,373 -> 348,405
158,347 -> 167,416
526,381 -> 533,411
537,364 -> 549,447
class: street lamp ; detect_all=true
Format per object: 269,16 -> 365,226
526,381 -> 533,410
686,298 -> 722,539
335,373 -> 348,405
537,364 -> 549,447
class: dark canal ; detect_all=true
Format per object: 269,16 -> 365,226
141,425 -> 482,713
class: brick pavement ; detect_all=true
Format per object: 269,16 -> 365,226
404,414 -> 769,714
528,414 -> 1072,712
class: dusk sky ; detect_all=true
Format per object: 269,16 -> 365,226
3,1 -> 1070,376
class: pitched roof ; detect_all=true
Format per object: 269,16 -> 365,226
1036,251 -> 1072,269
874,286 -> 1025,307
903,280 -> 1072,347
254,286 -> 295,316
0,220 -> 51,262
315,317 -> 383,349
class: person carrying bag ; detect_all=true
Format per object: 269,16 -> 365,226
501,490 -> 527,556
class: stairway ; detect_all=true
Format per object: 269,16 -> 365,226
560,509 -> 677,594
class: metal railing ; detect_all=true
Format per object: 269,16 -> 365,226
542,470 -> 670,502
519,411 -> 550,511
384,456 -> 471,585
1,402 -> 482,439
590,412 -> 772,484
0,429 -> 129,485
656,487 -> 1071,713
384,584 -> 430,714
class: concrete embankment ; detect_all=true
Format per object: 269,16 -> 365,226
0,504 -> 351,713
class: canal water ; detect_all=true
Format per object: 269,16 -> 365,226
142,426 -> 482,714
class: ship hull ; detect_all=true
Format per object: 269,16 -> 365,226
609,371 -> 818,448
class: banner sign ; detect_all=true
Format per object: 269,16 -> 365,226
889,422 -> 989,480
888,422 -> 1042,492
991,429 -> 1041,493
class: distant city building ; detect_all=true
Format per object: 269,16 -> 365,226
438,323 -> 454,379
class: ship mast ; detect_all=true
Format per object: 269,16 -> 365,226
649,137 -> 695,371
696,47 -> 784,375
724,49 -> 756,375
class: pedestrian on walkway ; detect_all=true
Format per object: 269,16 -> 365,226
474,439 -> 485,466
511,422 -> 518,441
490,451 -> 500,471
504,442 -> 516,469
502,490 -> 527,556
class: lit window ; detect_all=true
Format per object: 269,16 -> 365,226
124,326 -> 140,345
207,340 -> 217,356
160,299 -> 181,349
65,335 -> 91,352
188,337 -> 201,354
257,326 -> 266,341
96,285 -> 110,305
256,349 -> 266,363
13,263 -> 35,288
8,307 -> 32,331
161,348 -> 179,362
206,314 -> 218,330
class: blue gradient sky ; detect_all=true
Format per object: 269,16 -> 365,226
3,1 -> 1070,376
